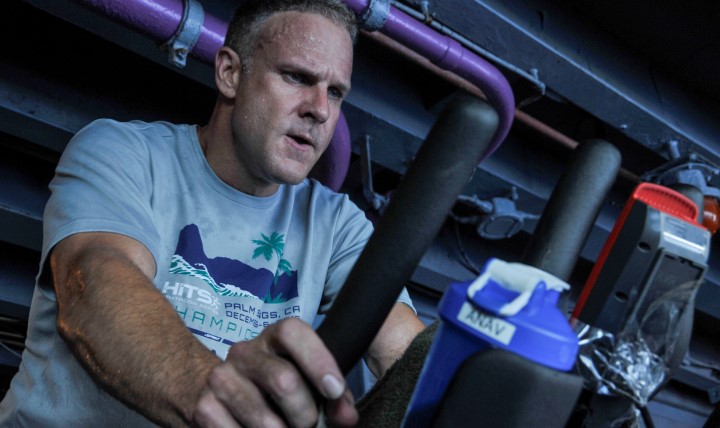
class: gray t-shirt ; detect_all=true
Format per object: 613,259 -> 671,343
0,119 -> 412,426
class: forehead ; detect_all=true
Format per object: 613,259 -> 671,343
254,11 -> 353,80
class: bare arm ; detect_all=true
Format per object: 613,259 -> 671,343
53,232 -> 357,427
52,232 -> 218,425
365,303 -> 426,379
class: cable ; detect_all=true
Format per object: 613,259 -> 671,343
453,220 -> 482,275
640,405 -> 656,428
448,210 -> 479,225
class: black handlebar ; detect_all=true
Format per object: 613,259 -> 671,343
521,139 -> 621,281
317,95 -> 500,374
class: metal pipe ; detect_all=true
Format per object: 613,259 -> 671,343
310,113 -> 352,192
72,0 -> 226,62
362,30 -> 642,185
345,0 -> 515,161
390,0 -> 544,97
361,30 -> 575,148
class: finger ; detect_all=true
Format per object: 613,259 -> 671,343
264,319 -> 359,426
267,319 -> 347,401
324,388 -> 358,428
194,389 -> 241,428
235,348 -> 319,428
206,362 -> 287,428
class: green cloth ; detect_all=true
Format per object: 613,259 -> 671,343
356,321 -> 439,427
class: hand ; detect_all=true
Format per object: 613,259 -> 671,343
192,318 -> 358,427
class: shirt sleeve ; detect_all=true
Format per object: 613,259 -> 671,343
320,194 -> 415,314
39,119 -> 160,296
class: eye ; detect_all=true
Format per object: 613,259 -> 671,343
328,87 -> 343,101
286,72 -> 307,84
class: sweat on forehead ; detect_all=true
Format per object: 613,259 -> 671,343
224,0 -> 357,65
256,12 -> 338,52
248,11 -> 354,88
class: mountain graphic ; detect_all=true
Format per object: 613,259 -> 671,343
170,224 -> 299,303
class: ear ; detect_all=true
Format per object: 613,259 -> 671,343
215,47 -> 242,99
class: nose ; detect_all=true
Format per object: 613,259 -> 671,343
300,86 -> 330,123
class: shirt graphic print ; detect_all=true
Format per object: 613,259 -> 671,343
161,224 -> 302,358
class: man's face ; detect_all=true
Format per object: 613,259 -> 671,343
230,11 -> 353,196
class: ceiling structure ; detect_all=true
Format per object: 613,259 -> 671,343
1,0 -> 719,423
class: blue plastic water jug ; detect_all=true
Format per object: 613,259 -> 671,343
403,258 -> 580,427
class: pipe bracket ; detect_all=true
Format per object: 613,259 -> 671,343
359,0 -> 391,32
164,0 -> 204,68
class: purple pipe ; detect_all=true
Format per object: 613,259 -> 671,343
344,0 -> 515,160
73,0 -> 227,61
310,113 -> 352,192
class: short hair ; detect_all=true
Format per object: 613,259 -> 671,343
225,0 -> 358,72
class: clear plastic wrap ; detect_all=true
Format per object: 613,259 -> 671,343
575,280 -> 700,407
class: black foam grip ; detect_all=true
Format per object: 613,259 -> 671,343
317,95 -> 499,374
522,139 -> 621,281
431,349 -> 584,428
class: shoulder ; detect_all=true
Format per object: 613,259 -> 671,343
64,119 -> 190,162
73,119 -> 186,145
299,179 -> 372,230
293,179 -> 358,210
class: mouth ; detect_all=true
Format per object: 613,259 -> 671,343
287,133 -> 315,150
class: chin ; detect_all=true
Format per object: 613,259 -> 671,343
270,161 -> 314,186
274,171 -> 310,186
283,177 -> 306,185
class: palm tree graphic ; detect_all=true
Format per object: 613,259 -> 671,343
251,232 -> 294,287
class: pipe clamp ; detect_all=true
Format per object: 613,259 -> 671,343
164,0 -> 204,67
359,0 -> 391,32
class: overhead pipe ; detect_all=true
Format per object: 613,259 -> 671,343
362,30 -> 643,185
71,0 -> 226,62
310,113 -> 352,192
344,0 -> 515,160
361,30 -> 577,149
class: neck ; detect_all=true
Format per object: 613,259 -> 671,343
197,100 -> 280,197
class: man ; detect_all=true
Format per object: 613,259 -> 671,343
0,0 -> 425,426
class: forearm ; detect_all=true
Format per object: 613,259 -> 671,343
56,246 -> 219,426
366,303 -> 426,378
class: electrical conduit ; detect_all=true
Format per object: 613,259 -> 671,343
72,0 -> 226,62
344,0 -> 515,160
